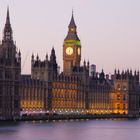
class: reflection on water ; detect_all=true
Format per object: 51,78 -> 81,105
0,119 -> 139,140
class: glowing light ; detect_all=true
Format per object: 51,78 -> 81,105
64,40 -> 81,46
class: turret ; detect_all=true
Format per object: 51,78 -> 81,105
95,69 -> 105,84
46,53 -> 48,61
99,69 -> 105,80
36,54 -> 39,61
50,47 -> 58,74
114,69 -> 117,74
87,60 -> 89,70
84,60 -> 86,67
2,7 -> 13,43
50,47 -> 56,63
31,53 -> 34,66
18,50 -> 21,64
136,71 -> 139,82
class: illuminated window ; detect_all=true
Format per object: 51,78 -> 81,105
123,104 -> 126,109
117,104 -> 120,109
123,86 -> 127,91
117,84 -> 121,90
117,95 -> 121,100
123,95 -> 126,100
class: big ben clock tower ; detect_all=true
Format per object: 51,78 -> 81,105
63,12 -> 81,74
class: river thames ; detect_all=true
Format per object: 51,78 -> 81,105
0,119 -> 140,140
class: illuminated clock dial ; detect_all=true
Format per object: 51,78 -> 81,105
66,47 -> 73,55
70,28 -> 75,32
78,48 -> 80,55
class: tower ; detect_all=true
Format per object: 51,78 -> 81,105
0,8 -> 21,120
31,48 -> 58,81
63,12 -> 81,74
111,70 -> 139,115
31,48 -> 58,111
50,47 -> 58,75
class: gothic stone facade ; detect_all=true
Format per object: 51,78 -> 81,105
0,9 -> 139,120
111,70 -> 139,115
21,13 -> 139,116
20,75 -> 47,114
19,12 -> 140,116
0,9 -> 21,120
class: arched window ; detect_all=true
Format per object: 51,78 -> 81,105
117,84 -> 121,90
123,85 -> 127,91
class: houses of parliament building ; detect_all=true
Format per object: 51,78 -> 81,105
0,9 -> 139,120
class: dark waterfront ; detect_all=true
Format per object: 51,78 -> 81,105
0,119 -> 140,140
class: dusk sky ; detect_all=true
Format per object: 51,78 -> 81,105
0,0 -> 140,74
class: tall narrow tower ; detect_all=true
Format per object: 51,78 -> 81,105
63,12 -> 81,74
0,8 -> 21,120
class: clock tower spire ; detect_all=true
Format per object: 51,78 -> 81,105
63,12 -> 81,74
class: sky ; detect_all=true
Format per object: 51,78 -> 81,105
0,0 -> 140,74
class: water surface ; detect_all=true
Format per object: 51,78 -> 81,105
0,119 -> 139,140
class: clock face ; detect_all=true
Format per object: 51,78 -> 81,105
70,28 -> 75,32
66,47 -> 73,55
78,48 -> 80,55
